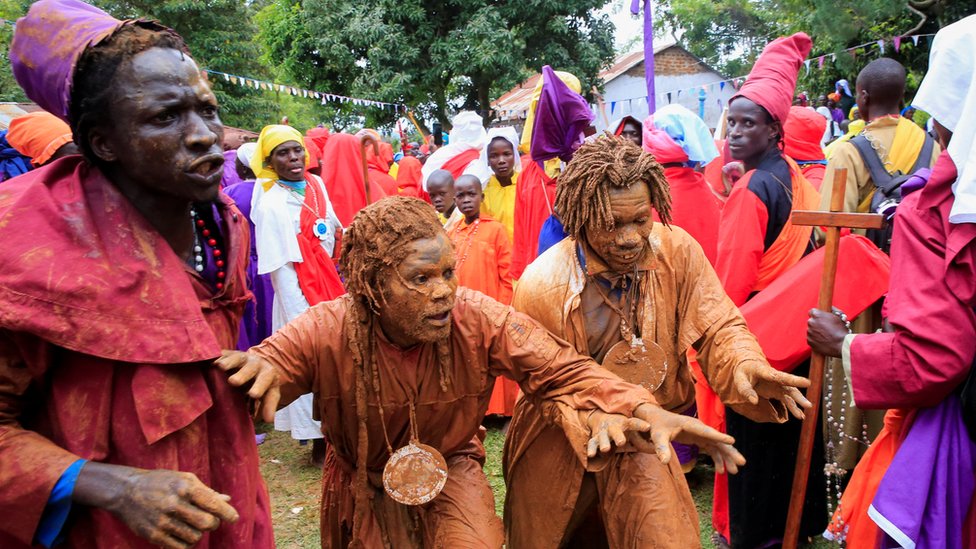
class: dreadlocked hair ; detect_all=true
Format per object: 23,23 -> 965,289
554,134 -> 672,242
340,196 -> 454,545
69,23 -> 189,166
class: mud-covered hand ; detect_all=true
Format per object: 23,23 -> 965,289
214,350 -> 281,422
807,308 -> 850,358
583,409 -> 652,458
632,403 -> 744,473
73,463 -> 238,549
733,361 -> 812,421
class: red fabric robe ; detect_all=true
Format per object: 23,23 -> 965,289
510,156 -> 557,280
659,166 -> 721,266
321,133 -> 387,226
0,157 -> 272,548
366,142 -> 398,197
395,155 -> 423,199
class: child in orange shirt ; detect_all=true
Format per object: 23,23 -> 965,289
448,175 -> 518,415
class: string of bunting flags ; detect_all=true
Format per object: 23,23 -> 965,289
494,32 -> 937,120
202,69 -> 407,112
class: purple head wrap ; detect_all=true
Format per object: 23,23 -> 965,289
529,65 -> 595,163
10,0 -> 167,122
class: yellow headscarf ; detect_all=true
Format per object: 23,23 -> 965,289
251,124 -> 308,188
519,70 -> 582,155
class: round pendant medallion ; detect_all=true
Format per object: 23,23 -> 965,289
382,442 -> 449,505
601,339 -> 668,392
313,218 -> 329,240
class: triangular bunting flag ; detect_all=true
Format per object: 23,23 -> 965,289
231,76 -> 238,84
666,92 -> 672,103
894,36 -> 902,52
912,35 -> 920,46
676,90 -> 682,98
804,59 -> 811,74
222,73 -> 229,81
720,81 -> 726,91
818,56 -> 825,69
610,101 -> 616,115
877,39 -> 885,54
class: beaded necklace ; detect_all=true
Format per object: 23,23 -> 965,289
190,206 -> 227,290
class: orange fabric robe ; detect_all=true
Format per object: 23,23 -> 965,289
249,288 -> 655,548
447,216 -> 517,415
0,157 -> 272,548
504,227 -> 785,548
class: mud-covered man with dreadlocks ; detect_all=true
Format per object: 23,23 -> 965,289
218,195 -> 739,547
503,135 -> 813,548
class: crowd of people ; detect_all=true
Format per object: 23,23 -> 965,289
0,0 -> 974,548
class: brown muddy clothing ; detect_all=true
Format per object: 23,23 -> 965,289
250,288 -> 654,548
504,225 -> 785,548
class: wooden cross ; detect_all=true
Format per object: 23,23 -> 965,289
782,168 -> 884,549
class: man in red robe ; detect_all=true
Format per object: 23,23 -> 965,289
0,1 -> 272,547
366,140 -> 399,196
714,32 -> 826,548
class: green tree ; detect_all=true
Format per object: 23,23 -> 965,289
656,0 -> 976,101
254,0 -> 616,130
90,0 -> 277,130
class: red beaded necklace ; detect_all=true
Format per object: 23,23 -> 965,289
190,206 -> 227,290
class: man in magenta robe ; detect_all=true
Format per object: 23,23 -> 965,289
808,15 -> 976,547
0,1 -> 272,547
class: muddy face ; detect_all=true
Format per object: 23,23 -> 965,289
90,47 -> 224,203
583,183 -> 654,273
377,233 -> 458,347
269,140 -> 306,181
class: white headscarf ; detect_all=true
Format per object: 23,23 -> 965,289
236,142 -> 257,166
421,111 -> 492,190
648,104 -> 719,165
913,14 -> 976,224
478,126 -> 522,188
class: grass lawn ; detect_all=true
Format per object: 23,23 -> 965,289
258,422 -> 834,548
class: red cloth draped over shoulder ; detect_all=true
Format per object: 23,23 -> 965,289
511,155 -> 557,279
658,167 -> 721,266
366,141 -> 398,196
396,155 -> 424,198
740,234 -> 891,372
441,148 -> 481,179
321,133 -> 387,226
295,175 -> 345,305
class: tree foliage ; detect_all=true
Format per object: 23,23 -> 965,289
657,0 -> 976,101
89,0 -> 278,130
254,0 -> 616,130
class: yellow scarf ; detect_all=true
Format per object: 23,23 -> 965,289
250,124 -> 309,191
856,117 -> 928,212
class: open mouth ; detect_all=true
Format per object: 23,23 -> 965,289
186,154 -> 224,179
426,310 -> 451,324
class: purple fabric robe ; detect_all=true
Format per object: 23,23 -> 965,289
870,395 -> 976,549
223,180 -> 274,349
